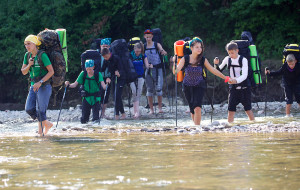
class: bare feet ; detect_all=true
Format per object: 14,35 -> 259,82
120,113 -> 126,120
44,120 -> 53,135
158,109 -> 164,114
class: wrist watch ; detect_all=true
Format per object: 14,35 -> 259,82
39,80 -> 44,84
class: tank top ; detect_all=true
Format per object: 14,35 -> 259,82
183,55 -> 206,86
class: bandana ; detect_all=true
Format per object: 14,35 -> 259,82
24,35 -> 41,46
85,59 -> 94,68
144,29 -> 153,34
101,38 -> 111,45
189,37 -> 203,49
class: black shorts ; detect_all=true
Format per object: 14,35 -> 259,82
228,87 -> 252,112
183,85 -> 206,114
284,84 -> 300,104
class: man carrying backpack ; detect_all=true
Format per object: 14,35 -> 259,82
65,60 -> 107,124
214,42 -> 255,123
101,47 -> 126,120
265,54 -> 300,117
144,29 -> 167,114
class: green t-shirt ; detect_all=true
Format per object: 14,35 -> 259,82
23,52 -> 52,86
76,71 -> 104,105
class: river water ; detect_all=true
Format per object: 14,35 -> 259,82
1,103 -> 300,189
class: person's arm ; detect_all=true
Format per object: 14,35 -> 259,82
144,56 -> 151,69
157,43 -> 167,55
101,81 -> 107,90
65,81 -> 79,88
214,56 -> 228,72
173,56 -> 186,74
269,64 -> 285,77
204,58 -> 227,80
21,53 -> 33,75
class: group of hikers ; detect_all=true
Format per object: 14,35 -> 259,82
22,29 -> 300,136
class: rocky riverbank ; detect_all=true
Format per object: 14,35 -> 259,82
0,101 -> 299,136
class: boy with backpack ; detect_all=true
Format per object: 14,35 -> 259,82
265,54 -> 300,117
144,29 -> 167,114
101,47 -> 126,120
65,60 -> 107,124
214,42 -> 255,123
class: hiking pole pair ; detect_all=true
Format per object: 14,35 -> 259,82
35,90 -> 44,136
55,85 -> 69,128
99,84 -> 109,125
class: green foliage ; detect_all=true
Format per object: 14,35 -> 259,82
0,0 -> 299,103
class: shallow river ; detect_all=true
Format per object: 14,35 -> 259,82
1,131 -> 300,189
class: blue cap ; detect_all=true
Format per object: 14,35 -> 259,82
85,59 -> 94,68
101,38 -> 111,45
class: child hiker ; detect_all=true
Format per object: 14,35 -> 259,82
21,34 -> 54,136
173,37 -> 229,125
265,54 -> 300,117
214,42 -> 255,123
65,59 -> 107,123
144,29 -> 167,114
130,42 -> 152,118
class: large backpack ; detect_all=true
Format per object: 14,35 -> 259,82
230,40 -> 262,87
128,37 -> 142,52
111,39 -> 138,83
282,44 -> 300,64
37,29 -> 66,88
81,50 -> 102,73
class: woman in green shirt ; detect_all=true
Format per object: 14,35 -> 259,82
21,35 -> 54,136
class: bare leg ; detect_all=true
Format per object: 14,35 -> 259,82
191,113 -> 194,122
147,96 -> 154,114
158,96 -> 163,113
193,107 -> 201,125
286,104 -> 292,115
228,111 -> 235,123
245,110 -> 255,121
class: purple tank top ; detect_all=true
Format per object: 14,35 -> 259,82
183,65 -> 205,86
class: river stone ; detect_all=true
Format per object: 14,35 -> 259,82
141,128 -> 148,132
211,121 -> 220,126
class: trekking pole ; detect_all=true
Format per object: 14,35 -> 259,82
99,84 -> 109,125
114,76 -> 118,118
128,84 -> 132,118
264,68 -> 269,117
210,58 -> 218,123
55,85 -> 69,128
174,58 -> 178,127
36,91 -> 44,136
163,55 -> 171,113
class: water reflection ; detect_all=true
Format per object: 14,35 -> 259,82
1,133 -> 300,189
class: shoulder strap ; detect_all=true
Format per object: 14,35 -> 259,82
228,57 -> 232,69
238,55 -> 243,67
201,56 -> 207,79
37,50 -> 47,71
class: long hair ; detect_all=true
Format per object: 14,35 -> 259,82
190,37 -> 204,64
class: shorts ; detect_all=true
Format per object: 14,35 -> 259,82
284,84 -> 300,104
183,85 -> 206,114
228,87 -> 252,112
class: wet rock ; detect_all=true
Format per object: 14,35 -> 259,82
109,127 -> 116,130
141,128 -> 148,132
203,126 -> 211,131
211,121 -> 220,126
177,129 -> 186,133
257,110 -> 264,115
71,127 -> 87,131
147,129 -> 160,133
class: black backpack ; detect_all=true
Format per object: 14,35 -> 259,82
111,39 -> 138,83
282,44 -> 300,64
81,50 -> 102,73
37,29 -> 66,87
230,40 -> 257,87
